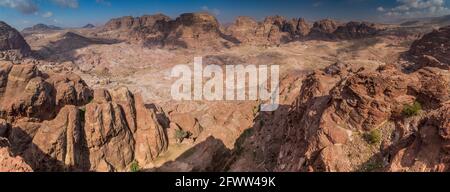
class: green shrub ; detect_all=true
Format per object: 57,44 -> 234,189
130,161 -> 140,172
361,160 -> 384,172
402,101 -> 422,117
364,129 -> 381,145
175,129 -> 189,143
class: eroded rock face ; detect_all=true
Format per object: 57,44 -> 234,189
0,60 -> 168,171
275,64 -> 448,172
226,15 -> 300,45
286,18 -> 311,38
104,14 -> 171,31
162,12 -> 231,49
408,26 -> 450,70
308,19 -> 341,40
0,61 -> 92,121
228,53 -> 448,172
333,22 -> 380,39
0,137 -> 33,172
225,16 -> 259,44
151,136 -> 231,172
0,21 -> 31,56
103,12 -> 237,49
84,88 -> 168,171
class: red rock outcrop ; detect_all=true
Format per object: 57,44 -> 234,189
387,104 -> 450,172
285,18 -> 311,38
275,63 -> 448,172
226,15 -> 302,45
0,60 -> 168,172
103,12 -> 237,49
104,14 -> 170,31
333,22 -> 380,39
0,61 -> 92,121
0,137 -> 32,172
228,58 -> 448,172
0,21 -> 31,57
225,16 -> 259,44
308,19 -> 341,40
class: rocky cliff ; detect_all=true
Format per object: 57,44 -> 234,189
102,13 -> 384,48
227,26 -> 449,172
0,21 -> 31,57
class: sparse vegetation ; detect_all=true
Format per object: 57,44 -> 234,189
364,129 -> 382,145
360,160 -> 384,172
130,161 -> 140,172
252,105 -> 260,115
402,101 -> 422,117
175,129 -> 190,143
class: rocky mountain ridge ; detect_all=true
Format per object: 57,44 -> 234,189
101,13 -> 384,48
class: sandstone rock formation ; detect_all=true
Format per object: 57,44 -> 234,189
226,26 -> 449,172
333,22 -> 380,40
308,19 -> 341,40
281,64 -> 447,171
226,16 -> 309,45
102,13 -> 383,48
386,103 -> 450,172
103,13 -> 237,49
0,137 -> 33,172
0,21 -> 31,56
286,18 -> 311,38
160,12 -> 234,49
0,59 -> 168,171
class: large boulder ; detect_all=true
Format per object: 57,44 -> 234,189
0,21 -> 31,56
0,61 -> 92,121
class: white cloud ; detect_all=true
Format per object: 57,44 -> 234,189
377,6 -> 385,12
51,0 -> 78,8
42,11 -> 53,18
201,6 -> 221,16
96,0 -> 111,6
0,0 -> 38,14
383,0 -> 450,18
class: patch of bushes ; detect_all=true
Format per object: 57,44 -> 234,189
130,161 -> 140,172
175,129 -> 191,143
252,105 -> 260,115
402,101 -> 422,117
364,129 -> 382,145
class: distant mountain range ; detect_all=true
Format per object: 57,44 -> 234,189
400,14 -> 450,27
22,23 -> 63,33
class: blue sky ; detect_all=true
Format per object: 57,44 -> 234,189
1,0 -> 450,29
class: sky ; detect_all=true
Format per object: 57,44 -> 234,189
1,0 -> 450,30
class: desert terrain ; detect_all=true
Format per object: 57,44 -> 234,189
0,12 -> 449,172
